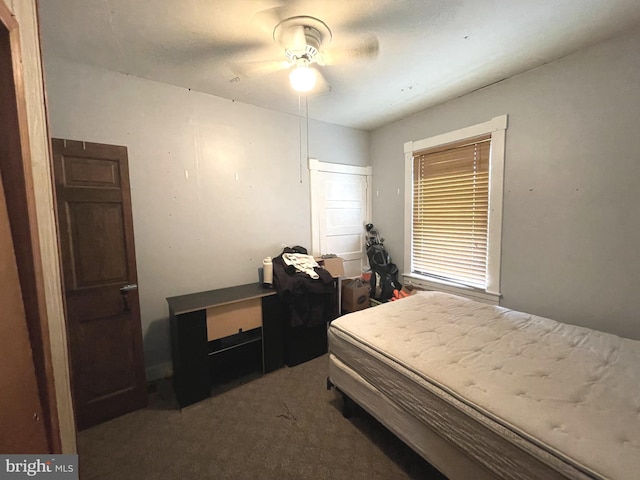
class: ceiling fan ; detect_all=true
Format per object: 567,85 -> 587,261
230,11 -> 379,94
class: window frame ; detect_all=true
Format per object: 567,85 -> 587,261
403,115 -> 507,304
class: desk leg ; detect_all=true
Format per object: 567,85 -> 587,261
262,294 -> 284,373
171,309 -> 210,408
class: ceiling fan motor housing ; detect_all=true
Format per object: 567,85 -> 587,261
274,16 -> 332,64
286,38 -> 319,63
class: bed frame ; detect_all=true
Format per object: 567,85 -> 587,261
326,368 -> 498,480
326,291 -> 638,480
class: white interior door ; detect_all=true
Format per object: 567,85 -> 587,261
309,159 -> 372,278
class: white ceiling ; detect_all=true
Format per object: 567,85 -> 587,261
37,0 -> 640,131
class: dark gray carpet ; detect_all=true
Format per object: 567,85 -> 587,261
77,354 -> 446,479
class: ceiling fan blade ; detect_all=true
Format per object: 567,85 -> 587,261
340,1 -> 416,32
227,59 -> 291,79
276,23 -> 306,51
310,69 -> 331,96
253,4 -> 287,37
153,39 -> 267,65
292,25 -> 308,51
321,35 -> 379,66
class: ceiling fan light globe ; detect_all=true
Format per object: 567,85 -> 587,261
290,66 -> 316,92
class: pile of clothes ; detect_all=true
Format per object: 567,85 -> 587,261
272,246 -> 337,327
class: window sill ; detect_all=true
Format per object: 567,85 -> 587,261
402,273 -> 501,305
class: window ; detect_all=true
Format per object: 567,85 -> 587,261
412,135 -> 490,288
403,115 -> 507,303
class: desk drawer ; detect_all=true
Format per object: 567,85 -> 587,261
206,298 -> 262,341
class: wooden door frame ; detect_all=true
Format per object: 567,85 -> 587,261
0,0 -> 61,453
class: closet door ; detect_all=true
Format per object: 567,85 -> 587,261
52,138 -> 147,430
309,159 -> 372,278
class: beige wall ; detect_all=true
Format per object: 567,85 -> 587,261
7,0 -> 76,453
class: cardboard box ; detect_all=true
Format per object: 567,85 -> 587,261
342,279 -> 370,313
317,256 -> 345,278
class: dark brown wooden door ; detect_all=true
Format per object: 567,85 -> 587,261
52,138 -> 147,430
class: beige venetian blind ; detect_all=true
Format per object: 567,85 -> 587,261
412,135 -> 491,288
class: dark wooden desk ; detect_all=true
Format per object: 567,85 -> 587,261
168,283 -> 284,408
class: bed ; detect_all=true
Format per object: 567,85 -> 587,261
327,291 -> 640,480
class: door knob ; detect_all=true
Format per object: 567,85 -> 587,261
120,284 -> 138,293
119,284 -> 137,312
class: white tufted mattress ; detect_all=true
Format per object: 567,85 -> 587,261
328,291 -> 640,480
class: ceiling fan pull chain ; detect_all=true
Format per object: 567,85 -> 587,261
305,96 -> 309,184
